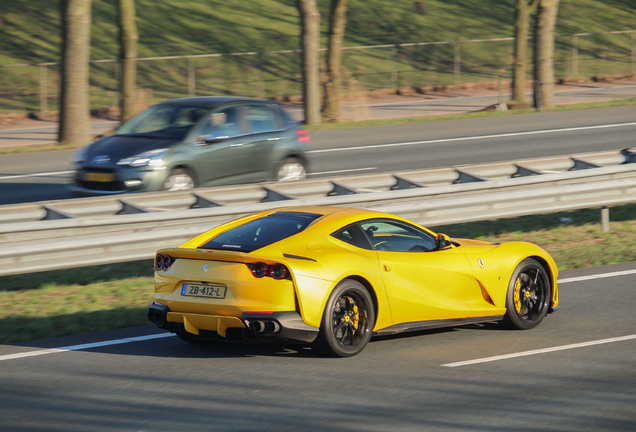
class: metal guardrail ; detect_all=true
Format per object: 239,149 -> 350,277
1,176 -> 635,277
1,149 -> 635,276
0,149 -> 633,226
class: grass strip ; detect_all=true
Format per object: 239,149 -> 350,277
1,203 -> 634,344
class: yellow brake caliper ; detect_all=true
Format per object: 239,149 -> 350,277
513,278 -> 522,313
352,304 -> 359,331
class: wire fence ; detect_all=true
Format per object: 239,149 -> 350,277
0,30 -> 634,113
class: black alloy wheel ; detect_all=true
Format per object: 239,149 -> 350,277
502,258 -> 551,330
313,279 -> 375,357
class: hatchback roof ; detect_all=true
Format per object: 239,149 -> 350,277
159,96 -> 275,108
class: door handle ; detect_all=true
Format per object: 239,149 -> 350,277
383,264 -> 392,272
230,143 -> 246,147
267,137 -> 281,141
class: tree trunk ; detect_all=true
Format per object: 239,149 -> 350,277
297,0 -> 321,125
533,0 -> 560,110
512,0 -> 539,103
58,0 -> 92,146
323,0 -> 347,122
118,0 -> 138,124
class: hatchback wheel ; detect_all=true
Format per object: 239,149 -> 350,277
276,157 -> 307,181
164,168 -> 196,191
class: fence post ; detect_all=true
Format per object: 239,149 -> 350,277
454,43 -> 460,86
632,32 -> 636,74
188,57 -> 195,96
258,51 -> 265,98
572,35 -> 578,77
39,64 -> 48,114
391,45 -> 398,92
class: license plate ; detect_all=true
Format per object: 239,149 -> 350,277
83,172 -> 116,182
181,283 -> 227,299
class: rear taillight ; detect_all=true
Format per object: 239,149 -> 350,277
270,264 -> 289,280
249,262 -> 290,280
155,254 -> 175,271
251,262 -> 270,278
296,129 -> 311,143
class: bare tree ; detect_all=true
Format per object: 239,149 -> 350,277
323,0 -> 348,122
118,0 -> 138,124
58,0 -> 92,146
512,0 -> 539,103
533,0 -> 560,110
297,0 -> 321,125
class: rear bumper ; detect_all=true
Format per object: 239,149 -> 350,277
148,302 -> 318,344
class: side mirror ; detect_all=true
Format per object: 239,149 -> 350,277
436,233 -> 451,249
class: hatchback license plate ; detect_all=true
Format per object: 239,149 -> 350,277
181,283 -> 227,299
83,172 -> 116,182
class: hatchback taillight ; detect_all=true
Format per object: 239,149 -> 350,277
296,129 -> 311,143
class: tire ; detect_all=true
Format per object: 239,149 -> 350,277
502,258 -> 551,330
312,279 -> 375,357
163,168 -> 196,191
276,157 -> 307,181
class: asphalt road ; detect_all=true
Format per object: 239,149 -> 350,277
1,105 -> 635,205
1,262 -> 635,431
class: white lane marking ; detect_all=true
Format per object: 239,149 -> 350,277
442,334 -> 636,368
1,267 -> 635,363
0,333 -> 175,362
309,167 -> 377,176
0,170 -> 74,181
558,269 -> 636,284
307,122 -> 636,154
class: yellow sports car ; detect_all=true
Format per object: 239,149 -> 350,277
148,206 -> 559,357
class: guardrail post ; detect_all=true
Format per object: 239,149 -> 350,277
39,64 -> 48,114
601,206 -> 610,232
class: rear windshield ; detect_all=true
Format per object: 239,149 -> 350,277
199,212 -> 322,252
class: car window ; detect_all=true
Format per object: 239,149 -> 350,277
200,106 -> 241,138
199,212 -> 322,252
245,105 -> 280,134
117,104 -> 208,138
359,219 -> 437,252
331,224 -> 373,250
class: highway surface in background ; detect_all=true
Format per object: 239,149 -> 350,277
0,105 -> 635,205
1,262 -> 635,431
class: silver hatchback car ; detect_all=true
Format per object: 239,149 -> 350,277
70,97 -> 310,194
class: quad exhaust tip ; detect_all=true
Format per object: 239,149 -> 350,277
247,319 -> 281,335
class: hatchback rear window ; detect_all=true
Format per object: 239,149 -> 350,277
199,212 -> 322,252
